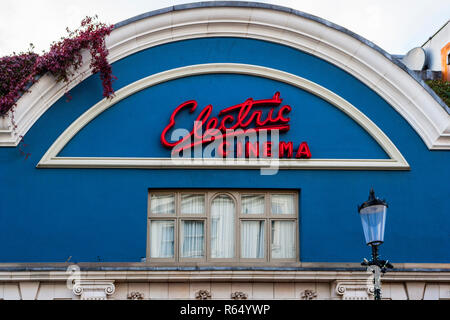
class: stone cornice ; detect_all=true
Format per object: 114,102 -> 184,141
1,270 -> 450,283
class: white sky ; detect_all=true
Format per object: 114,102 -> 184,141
0,0 -> 448,57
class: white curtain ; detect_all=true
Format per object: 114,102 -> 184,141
181,194 -> 205,215
241,221 -> 265,259
271,194 -> 294,215
151,195 -> 175,214
211,195 -> 235,258
271,221 -> 296,259
181,221 -> 204,258
242,195 -> 265,215
150,221 -> 175,258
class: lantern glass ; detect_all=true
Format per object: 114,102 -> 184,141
359,204 -> 387,246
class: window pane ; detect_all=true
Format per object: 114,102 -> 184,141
150,221 -> 175,258
181,194 -> 205,215
211,195 -> 235,258
271,194 -> 295,215
180,221 -> 204,258
271,221 -> 296,259
242,195 -> 265,215
151,194 -> 175,214
241,221 -> 265,259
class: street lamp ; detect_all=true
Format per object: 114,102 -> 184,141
358,188 -> 394,300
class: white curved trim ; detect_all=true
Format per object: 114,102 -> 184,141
37,63 -> 409,170
2,6 -> 448,149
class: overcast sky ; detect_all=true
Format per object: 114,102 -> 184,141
0,0 -> 448,57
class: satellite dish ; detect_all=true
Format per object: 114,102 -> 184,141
401,47 -> 426,71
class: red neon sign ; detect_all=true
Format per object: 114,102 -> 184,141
161,92 -> 311,159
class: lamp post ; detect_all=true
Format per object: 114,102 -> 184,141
358,188 -> 394,300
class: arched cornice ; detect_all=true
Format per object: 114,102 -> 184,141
1,2 -> 449,150
37,63 -> 409,170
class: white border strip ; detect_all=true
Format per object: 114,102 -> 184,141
37,63 -> 409,170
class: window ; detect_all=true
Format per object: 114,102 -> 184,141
147,190 -> 299,264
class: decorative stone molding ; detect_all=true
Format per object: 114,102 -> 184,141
18,282 -> 40,300
73,280 -> 115,300
335,281 -> 375,300
231,292 -> 248,300
1,4 -> 448,150
300,290 -> 317,300
127,292 -> 145,300
1,268 -> 449,282
0,116 -> 13,145
195,290 -> 212,300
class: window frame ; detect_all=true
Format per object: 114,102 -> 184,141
147,189 -> 300,266
268,193 -> 298,262
179,218 -> 207,262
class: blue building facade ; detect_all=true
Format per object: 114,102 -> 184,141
0,2 -> 449,300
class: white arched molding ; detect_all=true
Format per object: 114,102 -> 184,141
2,5 -> 448,150
37,63 -> 409,170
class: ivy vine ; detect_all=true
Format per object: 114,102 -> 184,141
0,16 -> 115,122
